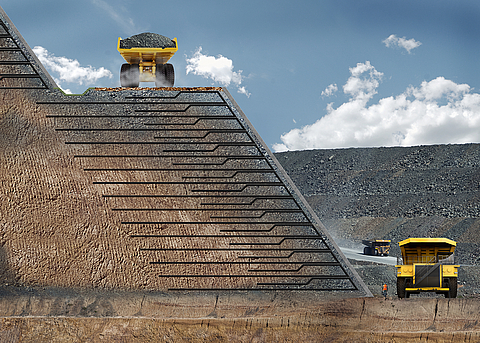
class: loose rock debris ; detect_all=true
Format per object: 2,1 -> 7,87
119,33 -> 176,49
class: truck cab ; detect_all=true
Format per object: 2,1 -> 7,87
396,238 -> 459,298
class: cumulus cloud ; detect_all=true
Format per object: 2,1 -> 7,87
273,61 -> 480,152
186,47 -> 250,97
321,83 -> 338,97
33,46 -> 112,93
383,34 -> 422,53
343,61 -> 383,100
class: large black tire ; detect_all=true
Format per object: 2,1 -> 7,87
363,247 -> 371,255
155,63 -> 175,87
120,64 -> 139,87
164,63 -> 174,86
445,278 -> 458,298
397,278 -> 406,299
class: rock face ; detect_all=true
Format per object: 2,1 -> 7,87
275,145 -> 480,219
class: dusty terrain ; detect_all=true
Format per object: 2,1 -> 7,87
0,12 -> 370,292
0,287 -> 479,342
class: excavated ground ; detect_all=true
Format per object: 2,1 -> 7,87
0,287 -> 479,342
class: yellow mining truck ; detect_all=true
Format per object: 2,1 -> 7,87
117,33 -> 178,87
396,238 -> 459,298
362,239 -> 391,256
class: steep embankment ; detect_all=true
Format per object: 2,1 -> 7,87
275,145 -> 480,295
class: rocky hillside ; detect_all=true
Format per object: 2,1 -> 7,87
275,144 -> 480,266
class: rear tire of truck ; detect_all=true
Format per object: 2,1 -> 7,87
363,247 -> 370,255
397,278 -> 406,299
120,64 -> 139,87
155,63 -> 174,87
165,63 -> 174,86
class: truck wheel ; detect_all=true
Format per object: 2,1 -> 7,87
156,64 -> 175,87
397,278 -> 406,299
120,64 -> 139,87
155,64 -> 165,87
445,278 -> 457,298
164,63 -> 175,86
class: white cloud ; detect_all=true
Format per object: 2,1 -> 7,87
273,61 -> 480,152
32,46 -> 112,92
383,34 -> 422,53
237,86 -> 251,98
321,83 -> 338,97
186,47 -> 250,97
343,61 -> 383,101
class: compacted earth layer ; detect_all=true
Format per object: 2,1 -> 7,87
0,288 -> 479,342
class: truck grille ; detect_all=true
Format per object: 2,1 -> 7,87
414,265 -> 441,288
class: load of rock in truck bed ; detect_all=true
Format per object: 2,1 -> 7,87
119,33 -> 176,49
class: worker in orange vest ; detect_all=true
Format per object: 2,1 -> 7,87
382,283 -> 388,299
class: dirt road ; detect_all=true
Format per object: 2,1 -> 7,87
340,247 -> 398,265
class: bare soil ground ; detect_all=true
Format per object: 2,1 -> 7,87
0,287 -> 479,342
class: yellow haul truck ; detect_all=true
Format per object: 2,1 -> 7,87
117,33 -> 178,87
362,239 -> 391,256
396,238 -> 459,298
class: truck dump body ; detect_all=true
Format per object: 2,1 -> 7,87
117,35 -> 178,65
396,238 -> 459,298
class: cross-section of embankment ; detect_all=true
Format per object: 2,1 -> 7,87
0,6 -> 370,296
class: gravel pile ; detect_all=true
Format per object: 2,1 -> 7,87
119,33 -> 176,49
275,144 -> 480,219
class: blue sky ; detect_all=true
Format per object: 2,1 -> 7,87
4,1 -> 480,151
